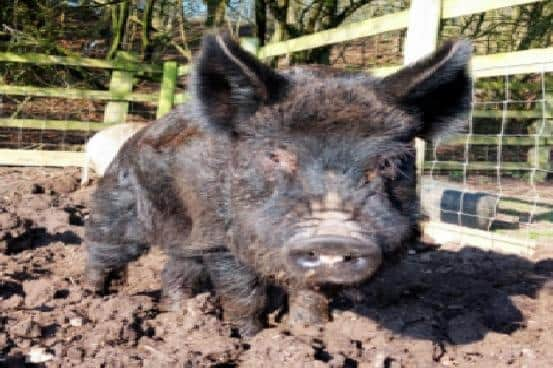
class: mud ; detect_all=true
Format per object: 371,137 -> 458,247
1,167 -> 552,367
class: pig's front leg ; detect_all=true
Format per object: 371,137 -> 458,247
205,253 -> 267,336
162,253 -> 209,311
288,289 -> 329,325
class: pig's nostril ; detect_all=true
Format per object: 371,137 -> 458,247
287,236 -> 381,268
304,252 -> 319,263
297,253 -> 322,268
294,252 -> 364,268
294,252 -> 366,269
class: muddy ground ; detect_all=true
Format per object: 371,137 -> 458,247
1,167 -> 552,367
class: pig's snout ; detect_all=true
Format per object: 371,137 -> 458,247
285,235 -> 382,285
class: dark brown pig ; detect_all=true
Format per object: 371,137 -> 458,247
85,34 -> 472,335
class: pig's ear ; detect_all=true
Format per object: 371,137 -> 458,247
379,40 -> 472,140
192,34 -> 289,129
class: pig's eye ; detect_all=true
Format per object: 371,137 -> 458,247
268,152 -> 280,163
365,169 -> 378,183
377,157 -> 399,179
378,158 -> 391,171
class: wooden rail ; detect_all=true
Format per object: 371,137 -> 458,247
0,52 -> 163,73
0,50 -> 186,125
0,149 -> 85,167
421,221 -> 535,257
0,118 -> 114,131
0,84 -> 158,102
257,0 -> 545,59
371,47 -> 553,77
441,0 -> 544,19
425,161 -> 533,171
472,109 -> 551,119
442,135 -> 553,146
470,47 -> 553,77
257,11 -> 409,59
0,51 -> 184,170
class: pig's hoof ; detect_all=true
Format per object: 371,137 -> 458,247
100,266 -> 128,294
84,265 -> 127,295
84,265 -> 108,293
108,267 -> 128,288
232,318 -> 263,337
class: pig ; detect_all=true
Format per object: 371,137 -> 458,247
82,122 -> 147,185
85,34 -> 472,335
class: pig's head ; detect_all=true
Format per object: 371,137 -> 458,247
192,34 -> 472,288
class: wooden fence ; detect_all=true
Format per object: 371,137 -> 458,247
0,51 -> 187,166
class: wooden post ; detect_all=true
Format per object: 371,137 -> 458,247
403,0 -> 442,232
104,51 -> 136,124
404,0 -> 443,180
156,61 -> 178,119
404,0 -> 442,64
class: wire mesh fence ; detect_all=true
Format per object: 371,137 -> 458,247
422,63 -> 552,254
0,54 -> 164,175
0,94 -> 158,151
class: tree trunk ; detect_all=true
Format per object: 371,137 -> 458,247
268,0 -> 289,42
518,4 -> 552,50
205,0 -> 228,27
177,0 -> 191,58
142,0 -> 155,61
309,0 -> 337,63
255,0 -> 267,46
107,0 -> 130,60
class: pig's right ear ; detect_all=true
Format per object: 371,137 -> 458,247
378,40 -> 472,140
192,34 -> 289,129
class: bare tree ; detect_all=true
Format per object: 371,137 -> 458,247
205,0 -> 229,27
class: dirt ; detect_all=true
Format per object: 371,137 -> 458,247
1,167 -> 552,368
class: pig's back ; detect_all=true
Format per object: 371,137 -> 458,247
98,105 -> 227,250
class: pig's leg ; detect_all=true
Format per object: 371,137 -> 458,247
85,171 -> 150,293
85,240 -> 149,293
161,253 -> 209,310
206,253 -> 267,336
288,289 -> 329,325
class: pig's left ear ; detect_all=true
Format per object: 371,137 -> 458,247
378,40 -> 472,140
192,34 -> 289,129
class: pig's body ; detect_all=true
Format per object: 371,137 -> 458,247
82,123 -> 147,185
85,35 -> 472,335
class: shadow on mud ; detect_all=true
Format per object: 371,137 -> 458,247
332,246 -> 553,345
3,227 -> 81,255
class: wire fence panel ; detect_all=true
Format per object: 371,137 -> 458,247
423,61 -> 552,254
